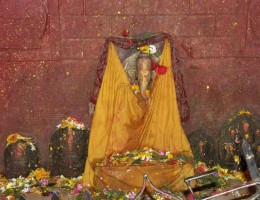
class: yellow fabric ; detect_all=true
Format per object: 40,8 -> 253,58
94,162 -> 194,192
83,39 -> 193,187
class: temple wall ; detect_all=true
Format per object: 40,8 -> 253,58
0,0 -> 259,171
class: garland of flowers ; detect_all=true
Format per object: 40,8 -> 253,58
228,110 -> 252,123
56,117 -> 86,130
6,133 -> 36,151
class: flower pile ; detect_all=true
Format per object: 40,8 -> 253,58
6,133 -> 36,151
96,147 -> 194,167
0,168 -> 52,198
192,161 -> 247,199
0,161 -> 253,200
0,168 -> 84,199
196,161 -> 246,183
56,117 -> 86,130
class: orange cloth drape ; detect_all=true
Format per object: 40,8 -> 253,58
83,39 -> 193,188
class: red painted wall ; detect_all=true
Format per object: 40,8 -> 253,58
0,0 -> 259,171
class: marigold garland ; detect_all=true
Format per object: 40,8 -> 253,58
6,133 -> 32,147
5,133 -> 37,153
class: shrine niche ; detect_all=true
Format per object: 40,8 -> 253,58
218,110 -> 260,171
4,133 -> 39,178
188,129 -> 216,167
49,117 -> 89,178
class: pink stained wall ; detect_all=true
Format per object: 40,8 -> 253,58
0,0 -> 259,171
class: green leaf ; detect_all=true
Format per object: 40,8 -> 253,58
132,159 -> 142,165
151,152 -> 161,159
75,192 -> 84,200
113,155 -> 125,159
61,185 -> 73,190
13,190 -> 22,198
3,188 -> 13,195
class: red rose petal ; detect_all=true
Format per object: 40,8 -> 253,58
157,66 -> 167,75
122,29 -> 129,37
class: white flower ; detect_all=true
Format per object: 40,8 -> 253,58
30,143 -> 36,151
17,180 -> 24,187
76,175 -> 83,181
149,45 -> 157,54
24,178 -> 30,184
56,124 -> 61,128
11,178 -> 17,182
6,182 -> 14,189
21,187 -> 31,193
76,124 -> 85,130
0,186 -> 6,193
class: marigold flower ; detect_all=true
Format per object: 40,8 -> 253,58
6,134 -> 20,145
145,90 -> 150,95
29,168 -> 50,180
238,110 -> 251,116
6,133 -> 32,147
167,153 -> 173,159
139,45 -> 149,54
234,155 -> 240,164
